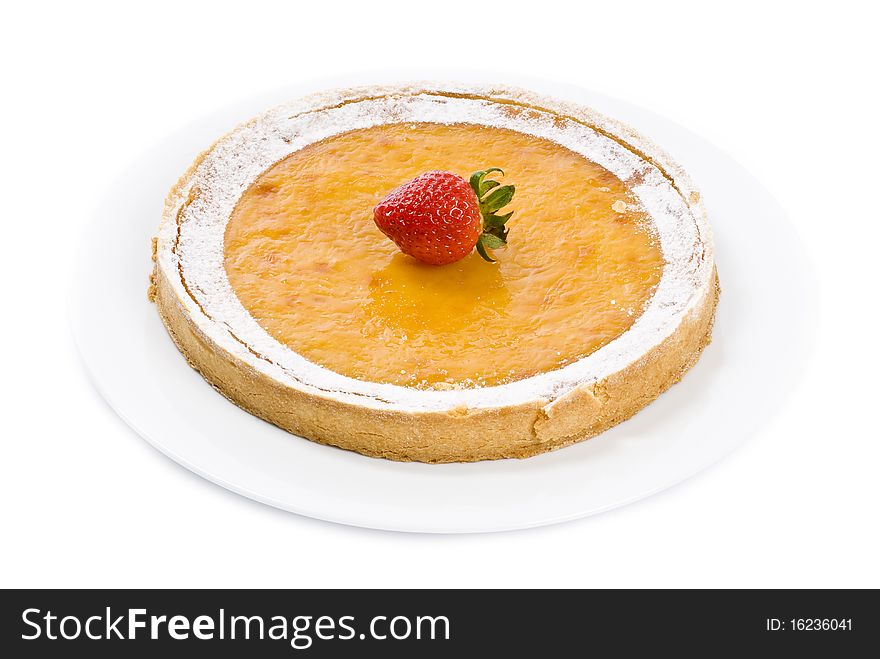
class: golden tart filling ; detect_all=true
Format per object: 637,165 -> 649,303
225,123 -> 664,388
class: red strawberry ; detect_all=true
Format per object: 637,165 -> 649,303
373,168 -> 515,265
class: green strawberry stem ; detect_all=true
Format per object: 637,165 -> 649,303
469,168 -> 515,263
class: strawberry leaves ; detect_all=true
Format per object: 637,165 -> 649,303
469,168 -> 504,197
482,185 -> 515,214
469,168 -> 515,263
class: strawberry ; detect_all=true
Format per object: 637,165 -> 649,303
373,168 -> 515,265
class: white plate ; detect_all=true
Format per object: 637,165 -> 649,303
71,75 -> 812,533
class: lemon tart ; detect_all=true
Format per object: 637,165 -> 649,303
150,84 -> 719,463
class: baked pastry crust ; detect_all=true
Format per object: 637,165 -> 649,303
150,84 -> 719,463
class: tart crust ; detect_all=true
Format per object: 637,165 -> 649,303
150,84 -> 719,463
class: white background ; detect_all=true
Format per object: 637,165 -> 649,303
2,1 -> 878,587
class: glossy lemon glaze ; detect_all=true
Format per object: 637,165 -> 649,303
224,123 -> 664,388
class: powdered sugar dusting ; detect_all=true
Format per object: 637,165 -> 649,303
156,84 -> 714,412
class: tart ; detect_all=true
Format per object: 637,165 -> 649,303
149,83 -> 719,463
